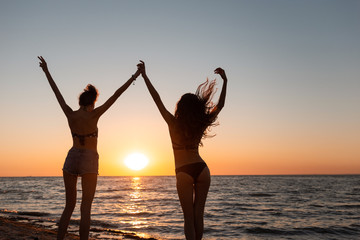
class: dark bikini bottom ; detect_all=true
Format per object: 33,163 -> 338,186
175,162 -> 207,183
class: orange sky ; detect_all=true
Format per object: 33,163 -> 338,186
1,105 -> 359,176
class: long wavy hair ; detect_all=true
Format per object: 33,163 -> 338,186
79,84 -> 99,107
175,79 -> 218,145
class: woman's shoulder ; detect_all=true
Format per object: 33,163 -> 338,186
67,110 -> 98,126
68,109 -> 97,118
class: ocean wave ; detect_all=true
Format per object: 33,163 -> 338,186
110,211 -> 154,217
246,226 -> 360,236
248,193 -> 275,197
295,226 -> 360,235
96,195 -> 124,200
309,204 -> 325,208
0,209 -> 50,217
91,227 -> 159,240
17,211 -> 50,217
246,227 -> 289,235
90,219 -> 118,228
243,221 -> 267,225
97,189 -> 122,193
334,204 -> 360,209
0,209 -> 18,214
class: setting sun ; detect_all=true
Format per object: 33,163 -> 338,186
124,153 -> 149,171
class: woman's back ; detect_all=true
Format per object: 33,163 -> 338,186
67,109 -> 99,151
168,121 -> 205,168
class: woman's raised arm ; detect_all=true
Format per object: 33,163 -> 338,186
138,61 -> 175,125
210,67 -> 227,118
93,68 -> 140,118
38,56 -> 73,116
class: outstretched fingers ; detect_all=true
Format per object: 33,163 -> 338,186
38,56 -> 45,62
38,56 -> 48,70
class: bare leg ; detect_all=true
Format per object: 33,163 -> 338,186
194,167 -> 210,240
79,173 -> 97,240
57,171 -> 78,240
177,172 -> 196,240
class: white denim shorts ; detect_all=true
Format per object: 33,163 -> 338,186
63,147 -> 99,176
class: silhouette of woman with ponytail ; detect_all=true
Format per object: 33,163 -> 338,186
137,61 -> 227,240
38,56 -> 140,240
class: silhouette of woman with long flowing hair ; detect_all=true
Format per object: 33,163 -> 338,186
137,61 -> 227,240
38,56 -> 140,240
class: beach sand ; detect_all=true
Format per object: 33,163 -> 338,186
0,216 -> 81,240
0,216 -> 158,240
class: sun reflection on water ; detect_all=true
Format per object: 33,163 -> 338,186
120,177 -> 150,229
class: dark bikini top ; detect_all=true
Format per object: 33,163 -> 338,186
72,129 -> 98,145
172,142 -> 198,151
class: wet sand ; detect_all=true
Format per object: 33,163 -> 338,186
0,216 -> 80,240
0,216 -> 158,240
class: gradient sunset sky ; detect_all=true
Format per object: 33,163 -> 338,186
1,1 -> 359,176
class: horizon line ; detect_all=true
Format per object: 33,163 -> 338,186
1,173 -> 359,178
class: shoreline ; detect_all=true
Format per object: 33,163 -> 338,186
0,216 -> 159,240
0,216 -> 81,240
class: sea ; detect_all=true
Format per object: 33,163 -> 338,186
0,175 -> 359,240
